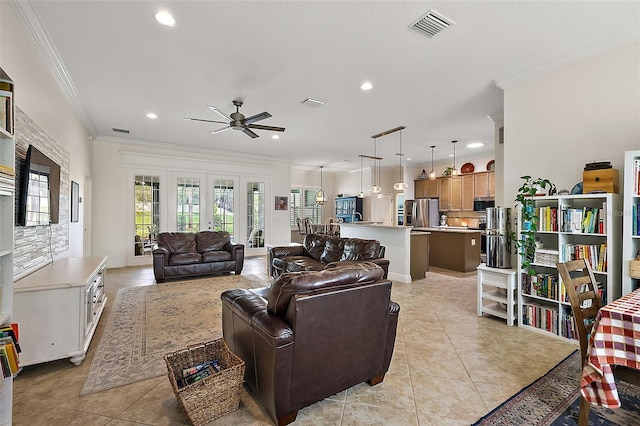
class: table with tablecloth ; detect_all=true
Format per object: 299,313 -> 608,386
581,288 -> 640,407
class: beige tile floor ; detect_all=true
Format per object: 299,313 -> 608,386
12,257 -> 577,425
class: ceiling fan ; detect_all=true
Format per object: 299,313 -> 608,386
185,100 -> 285,139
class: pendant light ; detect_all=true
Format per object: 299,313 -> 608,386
451,140 -> 458,176
357,155 -> 365,198
369,137 -> 382,194
393,128 -> 408,191
315,166 -> 327,205
429,145 -> 437,180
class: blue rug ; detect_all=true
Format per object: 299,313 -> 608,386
473,350 -> 640,425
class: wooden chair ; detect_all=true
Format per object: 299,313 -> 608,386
557,259 -> 640,426
296,218 -> 307,237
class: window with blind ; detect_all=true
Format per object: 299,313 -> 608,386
290,187 -> 322,226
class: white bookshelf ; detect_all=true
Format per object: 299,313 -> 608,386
0,67 -> 14,426
622,150 -> 640,295
517,194 -> 622,341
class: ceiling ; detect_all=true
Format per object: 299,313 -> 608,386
16,1 -> 640,172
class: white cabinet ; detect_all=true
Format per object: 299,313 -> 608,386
622,150 -> 640,295
517,194 -> 621,340
13,257 -> 107,366
0,67 -> 14,426
477,264 -> 517,326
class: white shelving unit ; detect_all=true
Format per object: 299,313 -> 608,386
477,264 -> 517,326
517,194 -> 621,341
622,150 -> 640,295
0,67 -> 14,426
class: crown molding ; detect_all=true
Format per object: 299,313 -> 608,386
494,29 -> 640,90
10,0 -> 97,137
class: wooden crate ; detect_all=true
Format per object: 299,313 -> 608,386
583,169 -> 619,194
630,259 -> 640,279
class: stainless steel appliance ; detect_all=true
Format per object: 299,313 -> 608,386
404,198 -> 439,228
486,207 -> 511,268
473,197 -> 495,211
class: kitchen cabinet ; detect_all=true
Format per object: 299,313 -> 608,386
474,171 -> 495,198
335,196 -> 363,222
440,174 -> 473,211
414,179 -> 439,199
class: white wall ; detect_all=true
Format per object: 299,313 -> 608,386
503,43 -> 640,204
1,3 -> 92,259
93,138 -> 292,268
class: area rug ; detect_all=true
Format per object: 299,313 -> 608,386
80,274 -> 266,396
473,350 -> 640,425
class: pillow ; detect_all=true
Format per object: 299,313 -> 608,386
302,234 -> 331,260
320,238 -> 344,263
196,231 -> 230,252
266,263 -> 384,316
342,238 -> 381,260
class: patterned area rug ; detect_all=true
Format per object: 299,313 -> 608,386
81,274 -> 266,396
474,350 -> 640,425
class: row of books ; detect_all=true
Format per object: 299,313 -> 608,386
0,323 -> 20,378
558,243 -> 607,273
521,304 -> 578,340
632,158 -> 640,196
532,205 -> 607,234
521,272 -> 566,302
632,202 -> 640,236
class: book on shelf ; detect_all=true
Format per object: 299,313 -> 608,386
634,158 -> 640,196
0,165 -> 14,176
0,90 -> 12,134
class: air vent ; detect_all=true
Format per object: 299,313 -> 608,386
409,10 -> 455,39
112,127 -> 130,134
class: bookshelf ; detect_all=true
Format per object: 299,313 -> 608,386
0,67 -> 14,426
517,194 -> 621,341
623,150 -> 640,295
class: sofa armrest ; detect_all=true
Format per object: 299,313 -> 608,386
268,245 -> 305,277
383,301 -> 400,372
367,258 -> 390,279
152,247 -> 169,282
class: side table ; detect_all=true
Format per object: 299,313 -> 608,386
477,264 -> 517,326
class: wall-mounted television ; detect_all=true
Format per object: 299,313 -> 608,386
16,145 -> 61,226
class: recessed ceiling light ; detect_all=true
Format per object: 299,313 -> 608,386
272,135 -> 279,140
467,142 -> 484,148
146,112 -> 158,119
155,11 -> 175,27
360,81 -> 373,91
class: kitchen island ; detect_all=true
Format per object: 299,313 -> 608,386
416,226 -> 482,272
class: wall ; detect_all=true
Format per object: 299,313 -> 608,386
503,43 -> 640,204
1,3 -> 92,275
92,138 -> 292,268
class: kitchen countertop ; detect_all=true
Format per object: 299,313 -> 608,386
413,226 -> 482,234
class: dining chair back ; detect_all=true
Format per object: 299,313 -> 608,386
557,258 -> 602,426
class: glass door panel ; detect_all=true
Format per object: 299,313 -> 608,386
212,179 -> 235,241
134,175 -> 160,256
177,178 -> 200,232
246,181 -> 265,249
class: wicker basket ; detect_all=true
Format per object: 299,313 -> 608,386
164,339 -> 245,425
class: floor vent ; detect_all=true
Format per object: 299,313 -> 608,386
112,127 -> 130,134
409,10 -> 455,39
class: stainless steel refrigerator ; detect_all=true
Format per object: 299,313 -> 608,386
404,198 -> 439,227
486,207 -> 512,268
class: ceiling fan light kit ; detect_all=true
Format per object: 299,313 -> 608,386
186,100 -> 285,139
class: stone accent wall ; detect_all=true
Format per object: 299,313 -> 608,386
13,107 -> 69,278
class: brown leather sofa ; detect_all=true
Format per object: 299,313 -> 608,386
268,233 -> 390,278
152,231 -> 244,283
221,263 -> 400,426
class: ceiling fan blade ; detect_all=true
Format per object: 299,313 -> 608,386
247,124 -> 286,132
244,111 -> 272,124
210,125 -> 231,134
242,127 -> 260,138
207,105 -> 232,121
184,117 -> 228,125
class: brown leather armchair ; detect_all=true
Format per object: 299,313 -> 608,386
221,263 -> 400,426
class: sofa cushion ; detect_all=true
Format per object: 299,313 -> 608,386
158,232 -> 197,254
196,231 -> 230,253
201,251 -> 232,262
168,252 -> 202,266
342,238 -> 381,261
302,234 -> 331,260
320,238 -> 345,263
266,263 -> 384,316
284,257 -> 325,273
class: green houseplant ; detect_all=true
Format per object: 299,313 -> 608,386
512,175 -> 555,276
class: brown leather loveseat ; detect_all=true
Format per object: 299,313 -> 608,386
221,263 -> 400,426
152,231 -> 244,283
268,233 -> 390,278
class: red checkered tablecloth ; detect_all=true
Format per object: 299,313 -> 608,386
581,288 -> 640,407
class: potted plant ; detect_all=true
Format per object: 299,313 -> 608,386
511,175 -> 555,276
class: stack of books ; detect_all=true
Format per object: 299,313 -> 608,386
0,323 -> 20,377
